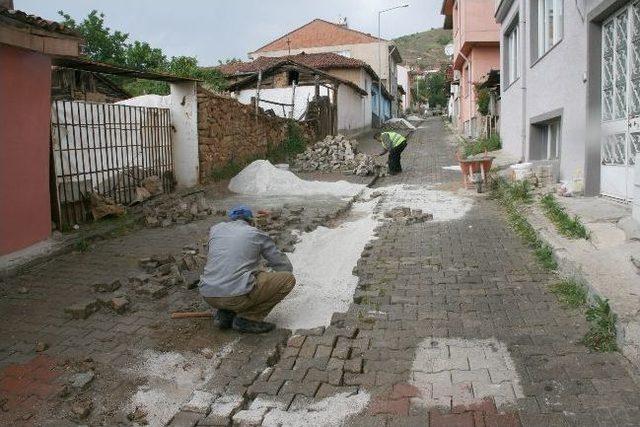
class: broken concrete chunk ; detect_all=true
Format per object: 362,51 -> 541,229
109,297 -> 129,314
17,286 -> 29,294
92,280 -> 121,293
90,192 -> 125,220
71,399 -> 92,418
144,215 -> 159,227
70,372 -> 95,390
182,271 -> 200,290
35,341 -> 49,352
133,186 -> 152,204
141,175 -> 163,196
127,407 -> 148,425
64,300 -> 99,320
136,283 -> 167,299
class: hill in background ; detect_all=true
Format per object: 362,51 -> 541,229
394,28 -> 452,70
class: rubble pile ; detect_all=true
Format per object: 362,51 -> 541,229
64,247 -> 206,320
294,134 -> 380,176
139,192 -> 223,228
383,206 -> 433,224
255,206 -> 305,253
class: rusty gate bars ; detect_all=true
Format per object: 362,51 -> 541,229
50,100 -> 174,230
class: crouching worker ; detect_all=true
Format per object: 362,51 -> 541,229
199,205 -> 296,334
374,130 -> 411,175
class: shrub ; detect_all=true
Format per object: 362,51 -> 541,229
462,134 -> 501,157
540,194 -> 589,239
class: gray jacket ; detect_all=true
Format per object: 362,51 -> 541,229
199,220 -> 293,298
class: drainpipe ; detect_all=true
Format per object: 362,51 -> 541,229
519,0 -> 527,161
458,50 -> 472,136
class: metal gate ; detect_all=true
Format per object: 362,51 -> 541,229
50,100 -> 174,229
600,1 -> 640,201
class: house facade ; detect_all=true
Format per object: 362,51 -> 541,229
220,53 -> 376,135
495,0 -> 639,200
442,0 -> 500,138
0,7 -> 81,255
248,18 -> 402,120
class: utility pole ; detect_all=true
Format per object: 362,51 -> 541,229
377,4 -> 409,126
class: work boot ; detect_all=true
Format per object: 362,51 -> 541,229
232,317 -> 275,334
213,309 -> 236,329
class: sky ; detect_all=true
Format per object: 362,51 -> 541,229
17,0 -> 444,66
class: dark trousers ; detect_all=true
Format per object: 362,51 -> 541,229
388,141 -> 407,174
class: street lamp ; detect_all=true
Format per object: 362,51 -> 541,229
378,4 -> 409,126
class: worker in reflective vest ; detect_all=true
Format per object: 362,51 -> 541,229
374,130 -> 411,175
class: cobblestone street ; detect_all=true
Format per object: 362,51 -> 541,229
1,117 -> 640,426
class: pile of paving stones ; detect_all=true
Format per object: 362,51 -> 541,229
293,134 -> 379,176
138,191 -> 223,228
383,206 -> 433,224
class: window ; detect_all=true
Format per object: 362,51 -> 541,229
531,120 -> 561,160
505,22 -> 520,85
536,0 -> 563,58
464,64 -> 470,97
287,70 -> 299,85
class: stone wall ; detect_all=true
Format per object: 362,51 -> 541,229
197,85 -> 314,182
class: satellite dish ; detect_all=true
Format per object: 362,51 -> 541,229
444,44 -> 454,57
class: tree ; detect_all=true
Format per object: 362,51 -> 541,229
415,71 -> 448,108
58,10 -> 128,65
58,10 -> 226,96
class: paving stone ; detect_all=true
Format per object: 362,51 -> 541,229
181,390 -> 216,413
64,299 -> 100,319
167,411 -> 202,427
135,282 -> 167,299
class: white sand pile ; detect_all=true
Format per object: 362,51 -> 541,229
261,391 -> 370,426
375,184 -> 472,222
385,117 -> 416,130
266,199 -> 379,330
127,342 -> 236,426
229,160 -> 364,198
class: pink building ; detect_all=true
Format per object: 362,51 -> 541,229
442,0 -> 500,138
0,7 -> 81,255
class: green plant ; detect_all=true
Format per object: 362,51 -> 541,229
74,236 -> 90,252
540,194 -> 590,239
492,178 -> 556,269
582,296 -> 618,352
475,87 -> 491,116
549,279 -> 588,308
59,10 -> 226,96
462,134 -> 502,157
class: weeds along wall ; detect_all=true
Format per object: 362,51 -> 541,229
196,86 -> 315,182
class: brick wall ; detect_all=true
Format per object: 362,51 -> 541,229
196,86 -> 314,183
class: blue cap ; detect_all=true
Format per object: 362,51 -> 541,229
228,205 -> 253,220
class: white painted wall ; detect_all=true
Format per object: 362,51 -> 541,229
235,84 -> 371,135
337,85 -> 369,134
396,65 -> 410,112
235,86 -> 329,120
498,1 -> 524,160
118,82 -> 199,188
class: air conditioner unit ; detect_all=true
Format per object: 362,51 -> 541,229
453,70 -> 461,81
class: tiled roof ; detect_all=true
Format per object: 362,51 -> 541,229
0,8 -> 80,37
218,52 -> 378,80
250,19 -> 383,54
